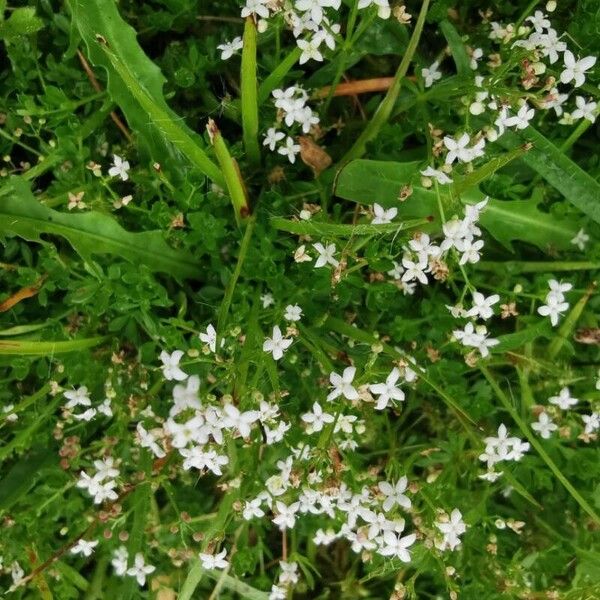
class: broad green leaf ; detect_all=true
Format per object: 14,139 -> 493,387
0,178 -> 202,279
68,0 -> 224,186
497,126 -> 600,224
493,322 -> 552,354
334,159 -> 579,251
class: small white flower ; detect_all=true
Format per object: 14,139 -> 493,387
263,127 -> 285,151
71,539 -> 98,557
505,103 -> 534,129
420,165 -> 452,185
111,546 -> 129,576
313,242 -> 339,268
582,413 -> 600,434
378,477 -> 411,512
302,401 -> 335,432
159,350 -> 187,381
126,553 -> 156,587
570,228 -> 590,250
372,203 -> 398,224
531,412 -> 558,439
284,304 -> 303,322
560,51 -> 596,87
273,501 -> 300,530
199,549 -> 229,570
378,531 -> 416,562
436,509 -> 467,551
241,0 -> 270,19
369,368 -> 405,410
466,292 -> 500,320
548,387 -> 578,410
327,366 -> 359,402
217,37 -> 243,60
572,96 -> 597,122
421,61 -> 442,87
108,154 -> 130,181
137,423 -> 166,458
537,294 -> 569,327
278,136 -> 301,163
199,324 -> 218,353
297,37 -> 324,64
263,326 -> 293,360
64,386 -> 92,409
401,255 -> 428,284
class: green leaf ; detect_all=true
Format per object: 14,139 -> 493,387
0,337 -> 108,356
68,0 -> 224,186
0,178 -> 202,279
0,7 -> 43,41
0,449 -> 54,510
334,159 -> 579,251
439,20 -> 471,76
497,125 -> 600,224
493,322 -> 552,353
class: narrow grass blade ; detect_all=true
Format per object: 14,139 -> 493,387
241,17 -> 260,166
339,0 -> 430,164
440,20 -> 471,76
258,47 -> 302,105
0,337 -> 109,355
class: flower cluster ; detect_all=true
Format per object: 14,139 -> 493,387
478,424 -> 530,481
537,279 -> 571,326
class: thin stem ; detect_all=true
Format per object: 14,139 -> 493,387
480,366 -> 600,526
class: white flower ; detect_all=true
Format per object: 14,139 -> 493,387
199,324 -> 218,353
436,509 -> 467,551
582,413 -> 600,434
297,37 -> 324,64
526,10 -> 550,32
560,51 -> 596,87
93,457 -> 119,480
570,228 -> 590,250
401,255 -> 428,284
241,0 -> 270,19
420,165 -> 452,184
369,368 -> 405,410
444,133 -> 471,164
372,203 -> 398,224
358,0 -> 391,19
273,501 -> 300,530
505,103 -> 534,129
537,294 -> 569,326
111,546 -> 129,576
466,292 -> 500,320
378,531 -> 416,561
98,398 -> 112,417
261,293 -> 275,308
270,585 -> 287,600
64,386 -> 92,409
126,553 -> 155,587
302,401 -> 335,432
223,404 -> 260,437
548,386 -> 578,410
457,238 -> 484,265
278,136 -> 301,163
199,549 -> 229,570
470,47 -> 483,70
387,260 -> 404,280
217,37 -> 243,60
171,375 -> 202,416
263,127 -> 285,151
295,0 -> 339,25
313,242 -> 339,268
263,325 -> 293,360
327,366 -> 359,402
279,560 -> 300,585
137,423 -> 166,458
159,350 -> 187,381
71,539 -> 98,557
108,154 -> 130,181
243,498 -> 265,520
284,304 -> 303,322
531,412 -> 557,439
572,96 -> 597,122
421,61 -> 442,87
378,477 -> 411,512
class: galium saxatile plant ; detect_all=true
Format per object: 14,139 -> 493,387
0,0 -> 599,598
